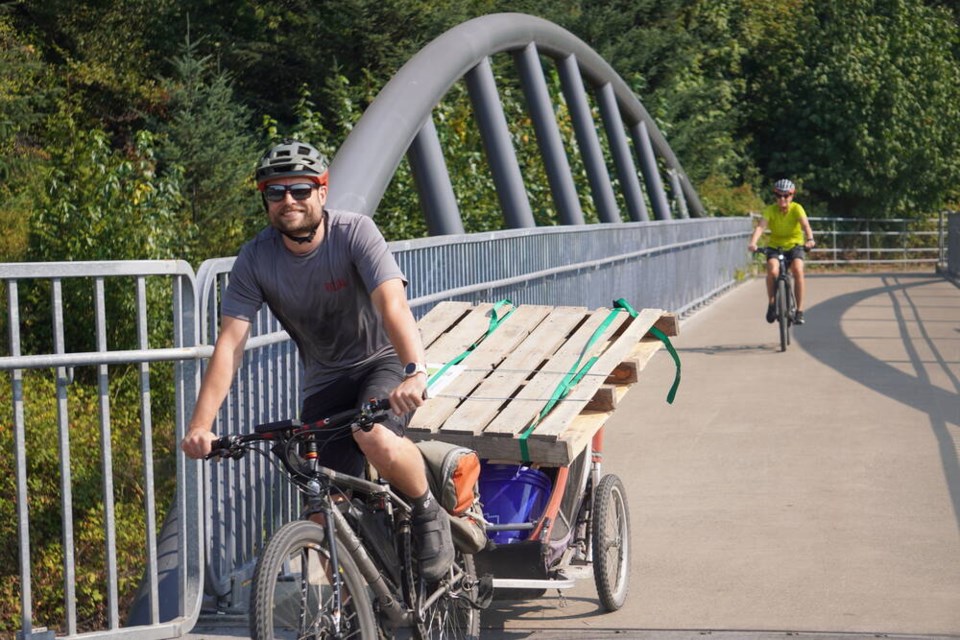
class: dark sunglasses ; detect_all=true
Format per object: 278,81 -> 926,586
263,183 -> 319,202
774,192 -> 793,199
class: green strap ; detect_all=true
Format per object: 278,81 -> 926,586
518,306 -> 623,462
517,298 -> 683,462
613,298 -> 681,404
427,299 -> 515,388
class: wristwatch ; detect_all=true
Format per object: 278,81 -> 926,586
403,362 -> 428,378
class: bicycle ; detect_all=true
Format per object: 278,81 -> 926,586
207,398 -> 489,640
755,246 -> 799,352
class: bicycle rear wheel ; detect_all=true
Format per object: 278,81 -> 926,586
776,279 -> 789,352
416,548 -> 481,639
250,519 -> 377,640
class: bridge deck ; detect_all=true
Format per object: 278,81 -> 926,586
482,271 -> 960,636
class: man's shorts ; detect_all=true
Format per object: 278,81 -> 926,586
300,355 -> 410,478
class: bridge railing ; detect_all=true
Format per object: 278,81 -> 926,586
803,214 -> 948,266
944,212 -> 960,279
0,218 -> 753,637
0,261 -> 205,640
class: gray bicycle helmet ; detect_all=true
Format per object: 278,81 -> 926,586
255,139 -> 329,185
773,178 -> 796,195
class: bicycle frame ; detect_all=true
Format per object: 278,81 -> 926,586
208,401 -> 477,635
757,247 -> 798,351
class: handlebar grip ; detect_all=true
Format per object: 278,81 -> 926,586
204,437 -> 227,460
205,435 -> 240,460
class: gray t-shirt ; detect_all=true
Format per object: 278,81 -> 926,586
222,208 -> 406,396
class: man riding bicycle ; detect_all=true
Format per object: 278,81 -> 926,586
180,139 -> 454,582
748,179 -> 816,325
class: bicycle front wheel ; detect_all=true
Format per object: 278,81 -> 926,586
776,278 -> 789,352
250,519 -> 377,640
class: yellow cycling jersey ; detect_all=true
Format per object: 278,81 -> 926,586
762,201 -> 807,249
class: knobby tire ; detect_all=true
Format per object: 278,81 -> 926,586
249,519 -> 377,640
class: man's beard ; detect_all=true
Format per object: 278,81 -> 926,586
272,206 -> 322,238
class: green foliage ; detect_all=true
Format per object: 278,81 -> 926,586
21,108 -> 184,358
6,0 -> 171,137
30,119 -> 182,263
698,172 -> 765,217
743,0 -> 960,217
0,369 -> 177,636
0,14 -> 54,262
153,36 -> 261,259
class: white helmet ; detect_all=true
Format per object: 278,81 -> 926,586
773,178 -> 796,195
255,139 -> 329,186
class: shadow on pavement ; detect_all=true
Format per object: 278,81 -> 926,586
796,274 -> 960,532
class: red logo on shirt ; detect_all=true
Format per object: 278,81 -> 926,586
325,278 -> 348,292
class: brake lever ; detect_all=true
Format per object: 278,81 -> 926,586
205,435 -> 243,460
355,398 -> 391,432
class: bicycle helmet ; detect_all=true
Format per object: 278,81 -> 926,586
773,178 -> 796,195
255,139 -> 329,186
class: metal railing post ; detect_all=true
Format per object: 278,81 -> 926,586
465,58 -> 535,229
515,43 -> 584,226
1,261 -> 204,640
407,116 -> 465,235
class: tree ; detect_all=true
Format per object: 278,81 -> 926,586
153,37 -> 260,260
22,102 -> 184,356
0,13 -> 55,261
743,0 -> 960,217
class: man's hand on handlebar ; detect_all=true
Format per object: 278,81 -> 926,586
389,374 -> 427,416
181,427 -> 218,459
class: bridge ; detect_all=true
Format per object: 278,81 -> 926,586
186,273 -> 960,639
2,12 -> 959,640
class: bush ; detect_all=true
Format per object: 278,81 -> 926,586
0,368 -> 176,637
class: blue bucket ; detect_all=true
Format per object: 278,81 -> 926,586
479,462 -> 552,544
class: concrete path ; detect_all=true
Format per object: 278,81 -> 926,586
187,272 -> 960,639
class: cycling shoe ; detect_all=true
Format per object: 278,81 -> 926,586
413,501 -> 454,583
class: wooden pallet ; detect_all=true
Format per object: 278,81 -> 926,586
409,301 -> 679,466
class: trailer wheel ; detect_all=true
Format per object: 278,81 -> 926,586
591,474 -> 630,611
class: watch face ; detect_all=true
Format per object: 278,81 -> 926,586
404,362 -> 425,377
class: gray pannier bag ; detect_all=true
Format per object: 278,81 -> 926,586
416,440 -> 489,554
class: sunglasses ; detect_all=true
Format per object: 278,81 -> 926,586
775,192 -> 793,199
263,183 -> 319,203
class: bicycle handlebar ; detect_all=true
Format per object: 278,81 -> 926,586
753,244 -> 814,259
205,397 -> 391,460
